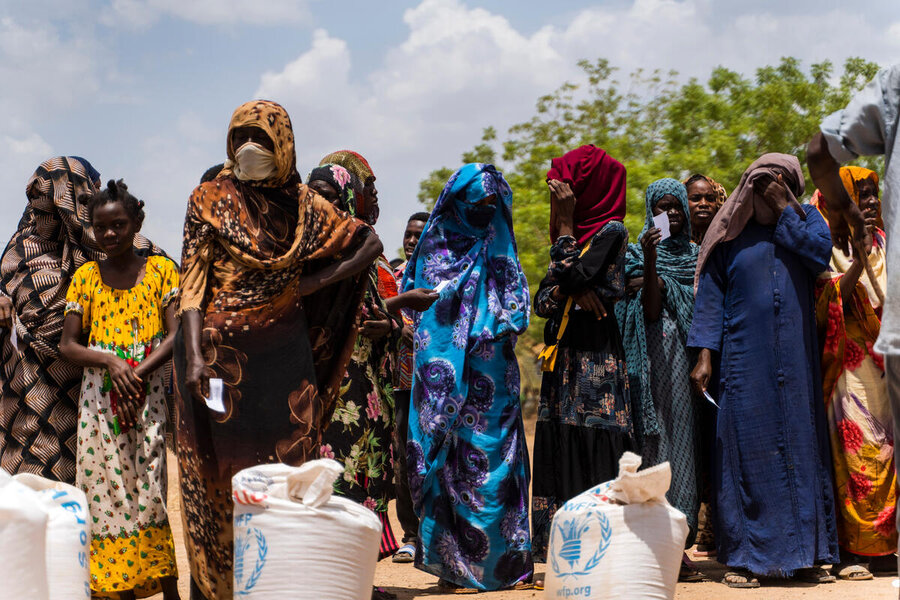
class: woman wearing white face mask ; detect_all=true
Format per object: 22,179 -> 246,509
175,100 -> 384,599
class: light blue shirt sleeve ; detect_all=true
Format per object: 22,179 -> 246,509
820,65 -> 900,162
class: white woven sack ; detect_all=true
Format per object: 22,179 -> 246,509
0,469 -> 50,600
15,473 -> 91,600
232,459 -> 382,599
545,452 -> 688,600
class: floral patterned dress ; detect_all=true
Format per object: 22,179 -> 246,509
531,223 -> 632,560
816,235 -> 897,557
64,256 -> 179,597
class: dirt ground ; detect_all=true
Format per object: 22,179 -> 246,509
157,416 -> 899,600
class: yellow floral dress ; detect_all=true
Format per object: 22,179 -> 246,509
64,255 -> 179,597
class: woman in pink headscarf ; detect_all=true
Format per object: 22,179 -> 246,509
531,145 -> 633,568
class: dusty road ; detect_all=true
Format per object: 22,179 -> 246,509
157,415 -> 898,599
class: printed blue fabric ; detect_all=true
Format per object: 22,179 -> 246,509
402,163 -> 533,590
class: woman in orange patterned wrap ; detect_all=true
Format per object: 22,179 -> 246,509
175,100 -> 382,599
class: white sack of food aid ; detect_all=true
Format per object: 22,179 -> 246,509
545,452 -> 688,600
232,459 -> 382,599
14,473 -> 91,600
0,469 -> 50,600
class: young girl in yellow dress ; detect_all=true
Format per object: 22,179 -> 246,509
60,180 -> 180,600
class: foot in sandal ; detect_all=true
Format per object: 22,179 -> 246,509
722,569 -> 760,588
679,553 -> 706,582
835,563 -> 874,581
437,578 -> 478,594
794,566 -> 836,584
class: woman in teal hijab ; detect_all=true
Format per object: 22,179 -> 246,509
615,178 -> 703,580
402,163 -> 533,592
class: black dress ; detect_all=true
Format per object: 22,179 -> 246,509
531,222 -> 633,561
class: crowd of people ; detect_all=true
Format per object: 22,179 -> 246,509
0,63 -> 897,599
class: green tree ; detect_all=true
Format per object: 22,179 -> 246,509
419,57 -> 882,349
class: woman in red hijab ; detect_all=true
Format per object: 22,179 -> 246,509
532,145 -> 633,577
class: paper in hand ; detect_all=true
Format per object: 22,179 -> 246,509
9,318 -> 17,352
205,378 -> 226,413
653,212 -> 671,241
703,390 -> 719,408
434,280 -> 451,294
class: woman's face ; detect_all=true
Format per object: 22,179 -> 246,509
651,193 -> 686,237
231,125 -> 274,153
308,179 -> 341,206
363,177 -> 379,225
857,178 -> 880,232
686,179 -> 718,231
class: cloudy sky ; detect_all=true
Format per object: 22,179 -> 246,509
2,0 -> 898,258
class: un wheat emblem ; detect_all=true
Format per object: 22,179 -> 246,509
234,514 -> 268,595
550,512 -> 611,579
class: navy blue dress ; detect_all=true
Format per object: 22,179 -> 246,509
687,205 -> 839,576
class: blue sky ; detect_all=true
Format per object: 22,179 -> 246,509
1,0 -> 898,258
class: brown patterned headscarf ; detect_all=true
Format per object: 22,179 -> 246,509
221,100 -> 298,187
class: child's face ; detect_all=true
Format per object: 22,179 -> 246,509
92,202 -> 138,258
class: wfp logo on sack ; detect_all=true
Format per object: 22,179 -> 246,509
550,511 -> 611,579
234,513 -> 268,596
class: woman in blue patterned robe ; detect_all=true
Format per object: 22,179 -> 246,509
402,163 -> 533,592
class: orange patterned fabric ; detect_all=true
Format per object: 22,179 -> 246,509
815,230 -> 896,556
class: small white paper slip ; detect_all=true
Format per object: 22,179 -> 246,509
434,280 -> 451,294
653,212 -> 671,241
205,378 -> 225,413
9,318 -> 17,352
703,390 -> 719,408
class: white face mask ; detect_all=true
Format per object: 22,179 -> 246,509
232,142 -> 277,181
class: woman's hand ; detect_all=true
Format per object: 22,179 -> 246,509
625,277 -> 644,296
401,325 -> 414,344
640,227 -> 662,265
548,179 -> 576,238
690,348 -> 713,395
105,355 -> 143,401
760,174 -> 805,220
0,296 -> 12,328
400,288 -> 439,312
185,350 -> 208,404
361,306 -> 393,339
572,290 -> 606,320
116,394 -> 144,429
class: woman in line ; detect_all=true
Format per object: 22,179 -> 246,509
176,101 -> 382,599
403,163 -> 533,592
616,178 -> 703,581
0,157 -> 164,484
682,173 -> 726,558
531,145 -> 632,567
308,163 -> 403,567
689,154 -> 839,587
60,180 -> 180,599
684,174 -> 726,244
812,166 -> 896,579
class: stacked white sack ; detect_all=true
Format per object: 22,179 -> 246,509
232,459 -> 382,599
0,469 -> 50,599
14,473 -> 91,600
545,452 -> 688,600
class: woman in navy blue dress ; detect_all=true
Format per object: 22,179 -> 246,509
688,154 -> 839,588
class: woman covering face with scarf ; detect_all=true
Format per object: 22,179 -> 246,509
175,101 -> 383,599
0,157 -> 165,484
688,153 -> 839,587
402,163 -> 532,592
531,145 -> 632,565
616,178 -> 703,580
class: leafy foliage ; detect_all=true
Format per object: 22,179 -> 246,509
418,57 -> 882,349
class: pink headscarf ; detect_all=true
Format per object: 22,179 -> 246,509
547,145 -> 627,245
695,153 -> 805,289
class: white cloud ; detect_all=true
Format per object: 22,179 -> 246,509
103,0 -> 311,28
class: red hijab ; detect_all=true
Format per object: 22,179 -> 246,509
547,145 -> 627,244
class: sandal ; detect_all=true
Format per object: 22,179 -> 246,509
722,569 -> 760,588
392,543 -> 415,563
372,587 -> 397,600
504,581 -> 533,590
794,566 -> 836,584
679,553 -> 706,582
835,563 -> 873,581
693,543 -> 716,557
438,578 -> 478,594
533,578 -> 544,591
